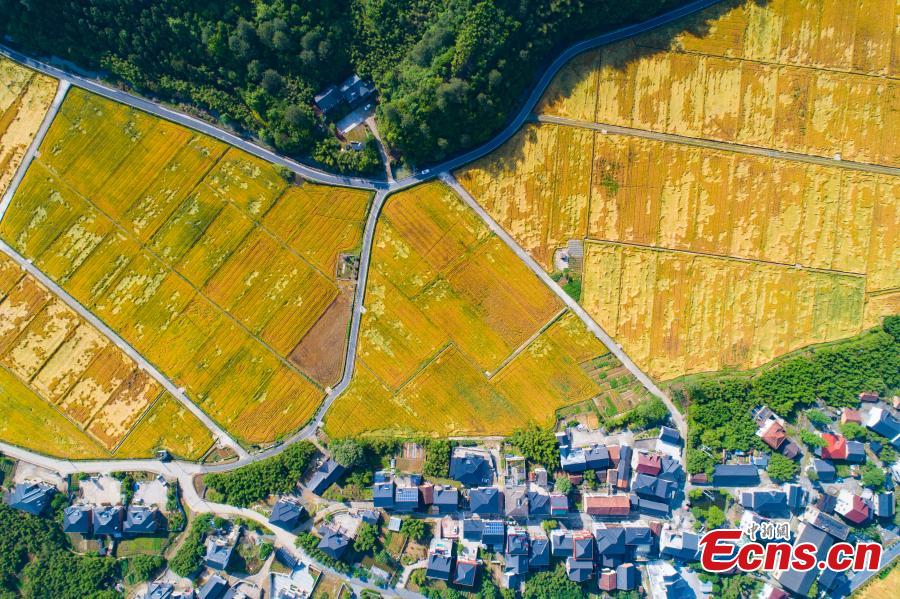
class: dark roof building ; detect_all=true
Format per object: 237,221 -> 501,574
394,486 -> 419,512
426,552 -> 452,581
339,74 -> 375,109
469,487 -> 502,516
813,458 -> 836,482
308,459 -> 345,496
373,481 -> 395,509
269,499 -> 305,530
572,532 -> 594,560
584,445 -> 611,470
616,446 -> 633,490
778,524 -> 834,597
314,85 -> 342,115
92,506 -> 124,536
205,536 -> 235,570
124,506 -> 159,535
785,484 -> 807,512
659,426 -> 681,446
875,492 -> 895,519
712,464 -> 760,487
318,525 -> 350,560
8,482 -> 54,516
450,454 -> 492,487
551,530 -> 573,557
198,574 -> 229,599
62,505 -> 92,534
616,563 -> 640,591
658,457 -> 684,482
660,531 -> 700,562
846,440 -> 866,463
740,490 -> 788,517
454,559 -> 478,587
565,558 -> 593,583
633,495 -> 670,518
807,509 -> 850,541
593,526 -> 627,562
530,537 -> 551,568
462,518 -> 483,542
527,491 -> 550,517
482,520 -> 505,548
505,487 -> 529,520
866,408 -> 900,448
433,486 -> 458,513
633,473 -> 674,501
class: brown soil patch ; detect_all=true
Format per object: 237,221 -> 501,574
289,283 -> 353,388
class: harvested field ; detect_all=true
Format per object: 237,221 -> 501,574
0,57 -> 57,195
1,88 -> 372,445
289,285 -> 354,388
539,0 -> 900,167
458,119 -> 897,379
325,183 -> 642,437
0,253 -> 210,457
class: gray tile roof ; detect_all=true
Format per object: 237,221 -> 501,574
198,574 -> 229,599
318,526 -> 350,560
454,560 -> 478,586
92,505 -> 123,536
124,506 -> 159,535
8,482 -> 54,516
450,455 -> 492,487
307,459 -> 345,496
469,487 -> 502,515
63,505 -> 92,534
269,499 -> 304,530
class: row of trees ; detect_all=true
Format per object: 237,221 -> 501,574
0,0 -> 688,171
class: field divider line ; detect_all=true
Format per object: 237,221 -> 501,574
535,114 -> 900,177
487,307 -> 567,379
441,173 -> 687,439
0,240 -> 249,460
0,79 -> 69,220
583,237 -> 869,278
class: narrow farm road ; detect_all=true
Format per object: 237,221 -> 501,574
441,173 -> 689,440
537,114 -> 900,177
0,240 -> 249,459
0,0 -> 726,469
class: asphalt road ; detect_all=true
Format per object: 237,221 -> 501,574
537,114 -> 900,177
0,0 -> 718,468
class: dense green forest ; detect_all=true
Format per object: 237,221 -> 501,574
684,316 -> 900,474
0,0 -> 686,171
0,503 -> 165,597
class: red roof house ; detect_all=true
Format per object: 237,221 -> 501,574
585,494 -> 631,517
835,490 -> 869,525
636,454 -> 662,476
758,420 -> 787,450
598,569 -> 617,591
821,434 -> 849,461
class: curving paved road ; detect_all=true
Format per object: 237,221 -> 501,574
0,0 -> 721,469
0,0 -> 723,196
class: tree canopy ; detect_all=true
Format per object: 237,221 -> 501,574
0,0 -> 691,172
203,441 -> 316,506
508,425 -> 559,469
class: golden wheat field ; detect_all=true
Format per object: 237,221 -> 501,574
539,0 -> 900,167
0,88 -> 372,444
459,122 -> 897,380
324,182 -> 642,437
0,252 -> 213,457
0,58 -> 57,196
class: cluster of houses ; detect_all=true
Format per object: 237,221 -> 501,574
7,479 -> 165,538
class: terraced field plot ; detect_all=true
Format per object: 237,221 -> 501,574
539,0 -> 900,167
324,182 -> 649,437
0,88 -> 372,444
460,124 -> 897,379
0,253 -> 212,459
0,57 -> 57,195
458,0 -> 899,380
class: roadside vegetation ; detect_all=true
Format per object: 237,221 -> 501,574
682,317 -> 900,474
0,0 -> 691,171
203,441 -> 316,506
